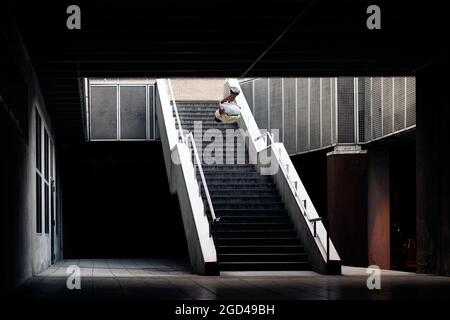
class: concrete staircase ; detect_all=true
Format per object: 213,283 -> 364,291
174,102 -> 310,271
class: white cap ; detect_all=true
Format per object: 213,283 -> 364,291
229,86 -> 241,95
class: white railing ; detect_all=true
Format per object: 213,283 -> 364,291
184,132 -> 219,235
166,79 -> 218,237
168,79 -> 185,144
155,79 -> 218,274
227,78 -> 340,266
256,131 -> 332,262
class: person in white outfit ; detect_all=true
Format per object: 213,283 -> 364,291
215,86 -> 242,123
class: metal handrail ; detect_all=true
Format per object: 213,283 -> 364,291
165,78 -> 218,237
185,132 -> 219,237
256,130 -> 330,262
167,79 -> 185,144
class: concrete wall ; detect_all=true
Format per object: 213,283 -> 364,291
1,8 -> 58,291
171,78 -> 226,101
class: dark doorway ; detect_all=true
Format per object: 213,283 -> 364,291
61,142 -> 188,259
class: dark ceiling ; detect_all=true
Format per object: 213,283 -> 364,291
7,0 -> 449,143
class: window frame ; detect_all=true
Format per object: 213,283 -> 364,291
88,83 -> 157,141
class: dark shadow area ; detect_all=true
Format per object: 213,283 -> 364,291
390,136 -> 416,271
60,141 -> 188,258
290,149 -> 330,219
0,105 -> 29,292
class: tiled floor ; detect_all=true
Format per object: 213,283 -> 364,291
15,259 -> 450,300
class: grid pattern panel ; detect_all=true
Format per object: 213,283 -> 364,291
331,79 -> 336,144
394,77 -> 406,131
269,78 -> 283,141
406,77 -> 416,127
337,77 -> 355,143
241,81 -> 254,113
310,78 -> 321,149
372,78 -> 382,139
358,77 -> 366,142
120,86 -> 147,139
90,86 -> 118,140
382,78 -> 394,135
364,78 -> 372,141
148,85 -> 156,139
283,78 -> 296,154
321,78 -> 332,146
254,78 -> 269,130
240,76 -> 415,156
297,78 -> 309,152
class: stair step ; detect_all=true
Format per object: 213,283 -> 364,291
213,208 -> 288,215
218,253 -> 307,262
178,121 -> 230,126
206,190 -> 279,197
176,106 -> 218,109
177,116 -> 222,121
177,104 -> 218,106
219,261 -> 310,271
203,164 -> 256,170
204,198 -> 282,205
200,172 -> 263,178
218,245 -> 304,254
216,222 -> 293,230
202,165 -> 254,170
217,216 -> 291,223
202,169 -> 255,174
216,237 -> 301,246
194,143 -> 246,148
203,177 -> 273,184
175,111 -> 219,114
207,183 -> 275,189
213,203 -> 286,210
216,230 -> 296,238
206,194 -> 280,199
197,162 -> 251,167
201,173 -> 264,179
193,151 -> 248,156
197,146 -> 246,150
177,125 -> 238,130
176,120 -> 235,124
176,105 -> 218,109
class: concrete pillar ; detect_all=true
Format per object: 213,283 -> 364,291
367,147 -> 390,269
327,146 -> 368,267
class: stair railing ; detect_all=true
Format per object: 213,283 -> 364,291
255,130 -> 331,263
227,76 -> 339,269
165,79 -> 219,239
167,79 -> 185,144
185,133 -> 219,238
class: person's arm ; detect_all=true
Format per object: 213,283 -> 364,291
219,103 -> 225,115
220,93 -> 233,104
